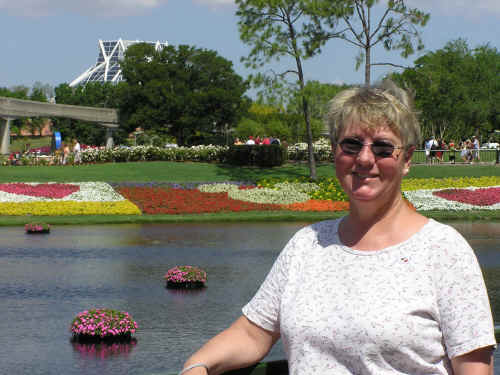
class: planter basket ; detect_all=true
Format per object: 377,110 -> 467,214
70,308 -> 137,343
164,266 -> 207,289
166,280 -> 205,289
25,223 -> 50,234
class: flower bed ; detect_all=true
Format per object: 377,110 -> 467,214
0,182 -> 141,215
25,222 -> 50,234
70,308 -> 138,342
0,177 -> 498,216
117,187 -> 281,214
404,186 -> 500,211
164,266 -> 207,289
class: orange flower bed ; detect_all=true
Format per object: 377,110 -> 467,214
283,199 -> 350,212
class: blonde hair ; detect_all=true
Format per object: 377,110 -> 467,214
325,80 -> 421,148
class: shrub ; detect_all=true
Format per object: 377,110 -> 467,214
226,145 -> 285,167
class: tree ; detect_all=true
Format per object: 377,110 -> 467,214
307,0 -> 429,85
391,39 -> 500,142
236,102 -> 293,142
236,0 -> 331,179
118,43 -> 249,146
287,80 -> 350,122
27,85 -> 48,136
53,82 -> 126,145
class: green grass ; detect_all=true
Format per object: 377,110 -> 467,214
0,161 -> 498,225
5,209 -> 500,227
0,161 -> 498,183
9,135 -> 51,153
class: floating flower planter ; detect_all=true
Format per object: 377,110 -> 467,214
164,265 -> 207,289
25,222 -> 50,234
70,308 -> 138,343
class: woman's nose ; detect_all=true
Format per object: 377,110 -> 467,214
356,144 -> 376,164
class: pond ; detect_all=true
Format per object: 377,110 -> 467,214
0,220 -> 498,375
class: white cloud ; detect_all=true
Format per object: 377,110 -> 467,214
192,0 -> 235,10
405,0 -> 500,17
0,0 -> 167,17
0,0 -> 236,17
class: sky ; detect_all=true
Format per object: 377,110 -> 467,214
0,0 -> 499,97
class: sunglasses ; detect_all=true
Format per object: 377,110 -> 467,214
338,138 -> 404,158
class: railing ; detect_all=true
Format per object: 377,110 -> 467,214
411,149 -> 499,164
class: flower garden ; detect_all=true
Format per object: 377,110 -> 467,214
0,176 -> 498,216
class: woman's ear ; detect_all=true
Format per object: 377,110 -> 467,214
403,146 -> 416,176
405,146 -> 416,162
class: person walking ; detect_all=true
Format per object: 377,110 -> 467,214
472,136 -> 481,162
72,139 -> 81,165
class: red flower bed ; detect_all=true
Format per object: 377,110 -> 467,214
283,200 -> 350,212
0,183 -> 80,199
117,187 -> 282,214
433,187 -> 500,206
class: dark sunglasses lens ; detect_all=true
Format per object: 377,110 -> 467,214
372,143 -> 395,157
340,139 -> 363,154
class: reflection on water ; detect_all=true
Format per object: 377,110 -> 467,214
71,340 -> 137,359
0,220 -> 498,375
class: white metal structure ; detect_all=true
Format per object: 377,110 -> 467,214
70,39 -> 168,87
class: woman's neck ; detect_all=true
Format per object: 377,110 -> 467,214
339,195 -> 422,250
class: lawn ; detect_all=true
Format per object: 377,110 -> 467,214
0,160 -> 498,183
0,161 -> 498,224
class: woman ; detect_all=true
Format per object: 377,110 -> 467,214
179,81 -> 495,375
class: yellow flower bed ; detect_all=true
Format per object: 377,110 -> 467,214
0,200 -> 141,216
402,176 -> 500,191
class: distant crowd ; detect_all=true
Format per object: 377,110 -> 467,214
424,136 -> 485,164
234,136 -> 282,146
8,138 -> 83,166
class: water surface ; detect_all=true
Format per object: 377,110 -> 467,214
0,221 -> 498,375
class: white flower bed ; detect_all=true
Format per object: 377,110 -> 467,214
0,182 -> 125,202
404,186 -> 500,211
228,187 -> 310,205
197,183 -> 239,193
80,145 -> 229,163
274,182 -> 320,194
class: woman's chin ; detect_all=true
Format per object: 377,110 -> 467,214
348,185 -> 379,201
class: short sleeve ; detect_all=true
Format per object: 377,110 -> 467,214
435,226 -> 496,358
242,232 -> 299,333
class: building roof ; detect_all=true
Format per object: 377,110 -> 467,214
70,38 -> 168,87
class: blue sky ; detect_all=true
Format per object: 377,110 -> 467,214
0,0 -> 499,96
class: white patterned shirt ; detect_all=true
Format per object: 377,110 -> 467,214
242,218 -> 496,374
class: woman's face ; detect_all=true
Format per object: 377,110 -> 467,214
334,121 -> 412,204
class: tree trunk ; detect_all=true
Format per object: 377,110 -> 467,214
365,45 -> 371,86
302,94 -> 317,180
364,4 -> 371,86
287,10 -> 317,180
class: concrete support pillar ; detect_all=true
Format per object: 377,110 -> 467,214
0,117 -> 14,155
105,128 -> 114,150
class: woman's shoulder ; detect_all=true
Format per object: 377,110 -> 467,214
283,219 -> 342,254
416,219 -> 474,256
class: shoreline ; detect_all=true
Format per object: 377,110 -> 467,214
1,209 -> 499,227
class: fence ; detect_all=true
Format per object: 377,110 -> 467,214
411,149 -> 499,164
